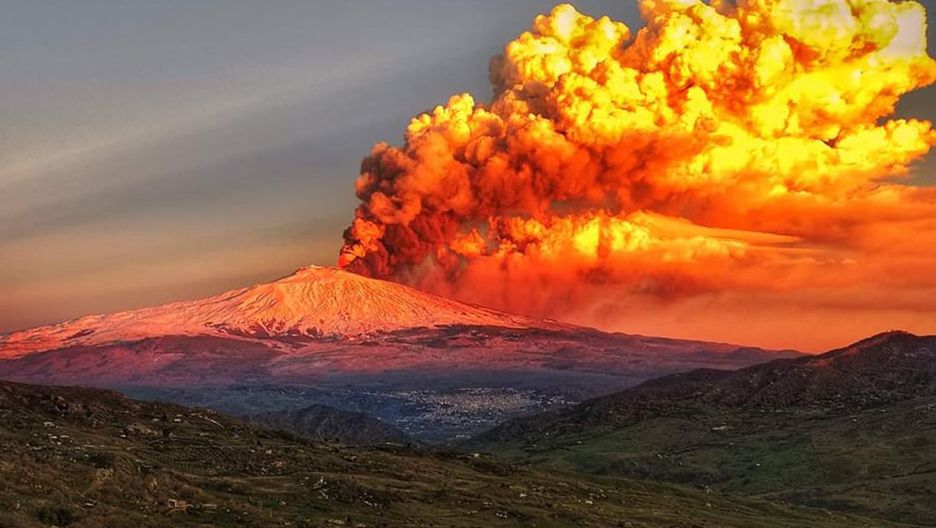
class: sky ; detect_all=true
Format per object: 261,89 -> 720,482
1,0 -> 934,349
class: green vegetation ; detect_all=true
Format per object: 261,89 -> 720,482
0,381 -> 899,528
475,402 -> 936,517
511,414 -> 831,493
466,332 -> 936,526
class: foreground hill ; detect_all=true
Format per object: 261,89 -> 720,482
0,266 -> 797,442
249,404 -> 413,446
469,331 -> 936,525
0,380 -> 898,528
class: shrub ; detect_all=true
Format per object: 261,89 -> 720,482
35,506 -> 77,526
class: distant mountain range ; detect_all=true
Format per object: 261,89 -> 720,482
467,331 -> 936,526
0,266 -> 799,441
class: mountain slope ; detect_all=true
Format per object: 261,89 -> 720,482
0,266 -> 799,442
0,380 -> 900,528
0,325 -> 798,442
0,266 -> 542,359
477,331 -> 936,436
468,331 -> 936,525
249,404 -> 413,446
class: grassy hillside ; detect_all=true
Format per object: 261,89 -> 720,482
248,404 -> 414,446
467,332 -> 936,526
470,398 -> 936,525
0,380 -> 897,528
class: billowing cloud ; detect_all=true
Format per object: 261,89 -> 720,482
338,0 -> 936,350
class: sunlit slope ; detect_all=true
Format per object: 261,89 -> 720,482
0,266 -> 542,359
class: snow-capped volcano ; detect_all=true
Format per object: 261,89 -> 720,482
0,266 -> 542,359
0,265 -> 799,442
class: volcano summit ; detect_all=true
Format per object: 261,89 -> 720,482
0,266 -> 540,359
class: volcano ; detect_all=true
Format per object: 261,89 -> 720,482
0,266 -> 541,359
0,266 -> 798,441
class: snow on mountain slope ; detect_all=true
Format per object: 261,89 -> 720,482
0,266 -> 545,359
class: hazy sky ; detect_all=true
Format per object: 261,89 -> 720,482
1,0 -> 934,335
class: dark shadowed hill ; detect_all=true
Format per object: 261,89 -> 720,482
0,380 -> 894,528
249,404 -> 413,446
479,331 -> 936,435
468,331 -> 936,526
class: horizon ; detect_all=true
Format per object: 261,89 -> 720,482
2,262 -> 932,354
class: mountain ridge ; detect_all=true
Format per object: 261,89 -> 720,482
465,331 -> 936,525
474,330 -> 936,440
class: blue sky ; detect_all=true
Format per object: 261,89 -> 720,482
0,0 -> 932,332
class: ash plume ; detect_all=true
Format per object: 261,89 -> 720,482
338,0 -> 936,346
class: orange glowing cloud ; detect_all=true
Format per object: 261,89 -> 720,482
338,0 -> 936,350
